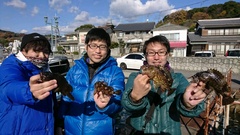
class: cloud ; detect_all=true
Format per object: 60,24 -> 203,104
31,6 -> 39,16
74,11 -> 109,25
75,11 -> 89,21
49,0 -> 71,13
109,0 -> 174,21
4,0 -> 26,9
69,6 -> 79,13
20,29 -> 28,33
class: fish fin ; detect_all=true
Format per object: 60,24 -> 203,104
114,90 -> 122,95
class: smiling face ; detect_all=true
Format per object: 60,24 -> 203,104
22,49 -> 49,60
145,42 -> 169,67
85,40 -> 108,64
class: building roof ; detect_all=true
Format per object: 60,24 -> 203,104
188,32 -> 240,44
197,18 -> 240,28
114,22 -> 155,32
153,23 -> 188,31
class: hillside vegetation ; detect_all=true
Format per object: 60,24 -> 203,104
0,1 -> 239,46
156,1 -> 240,31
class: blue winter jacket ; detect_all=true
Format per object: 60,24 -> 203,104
58,56 -> 125,135
0,54 -> 55,135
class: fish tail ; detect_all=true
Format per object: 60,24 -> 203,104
67,93 -> 75,100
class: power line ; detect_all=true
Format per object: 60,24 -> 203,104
132,0 -> 211,18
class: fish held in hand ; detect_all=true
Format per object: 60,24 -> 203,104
40,72 -> 74,100
140,65 -> 174,96
94,81 -> 121,97
189,69 -> 234,105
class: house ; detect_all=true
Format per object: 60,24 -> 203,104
152,23 -> 188,57
114,22 -> 155,53
59,22 -> 116,55
188,18 -> 240,56
58,32 -> 79,54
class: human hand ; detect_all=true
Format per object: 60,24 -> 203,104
94,91 -> 111,109
130,74 -> 151,102
29,74 -> 57,100
183,81 -> 207,109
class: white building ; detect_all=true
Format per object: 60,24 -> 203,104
152,23 -> 188,57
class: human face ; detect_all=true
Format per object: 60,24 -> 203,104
85,40 -> 108,64
22,48 -> 49,60
22,48 -> 49,68
145,42 -> 169,67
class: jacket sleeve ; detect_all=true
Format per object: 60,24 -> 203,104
0,65 -> 36,105
95,67 -> 125,116
121,72 -> 148,113
174,73 -> 205,117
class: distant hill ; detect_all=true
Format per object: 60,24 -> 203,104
156,1 -> 240,31
0,30 -> 24,46
1,1 -> 240,46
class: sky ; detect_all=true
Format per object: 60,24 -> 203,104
0,0 -> 237,35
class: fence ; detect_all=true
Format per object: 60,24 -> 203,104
169,57 -> 240,74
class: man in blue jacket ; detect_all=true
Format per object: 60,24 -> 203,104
0,33 -> 58,134
58,28 -> 125,135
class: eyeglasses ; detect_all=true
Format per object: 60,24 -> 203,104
146,51 -> 167,56
88,44 -> 107,50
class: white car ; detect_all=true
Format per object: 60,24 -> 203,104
116,53 -> 145,70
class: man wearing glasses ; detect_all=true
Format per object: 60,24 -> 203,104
57,28 -> 125,135
121,35 -> 206,134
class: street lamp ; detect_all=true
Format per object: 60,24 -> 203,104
44,16 -> 59,51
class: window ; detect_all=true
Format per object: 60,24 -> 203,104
225,28 -> 240,35
125,54 -> 143,60
161,33 -> 179,41
125,54 -> 135,59
135,54 -> 144,60
208,29 -> 224,35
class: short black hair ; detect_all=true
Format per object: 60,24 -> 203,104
143,35 -> 170,55
85,28 -> 111,47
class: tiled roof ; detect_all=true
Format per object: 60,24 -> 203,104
153,23 -> 188,31
188,32 -> 240,42
197,18 -> 240,28
114,22 -> 155,32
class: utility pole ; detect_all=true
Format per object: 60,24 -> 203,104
44,15 -> 59,51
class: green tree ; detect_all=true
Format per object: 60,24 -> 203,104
75,24 -> 95,32
167,10 -> 187,24
192,12 -> 212,21
222,1 -> 240,17
110,42 -> 119,49
56,46 -> 66,54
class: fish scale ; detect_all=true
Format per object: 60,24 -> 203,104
40,72 -> 74,100
189,69 -> 234,105
140,65 -> 174,96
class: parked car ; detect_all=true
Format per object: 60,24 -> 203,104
116,53 -> 145,70
194,51 -> 216,57
48,55 -> 70,75
225,49 -> 240,58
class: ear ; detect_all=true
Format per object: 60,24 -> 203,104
85,44 -> 88,51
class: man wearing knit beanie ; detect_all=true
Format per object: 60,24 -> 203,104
0,33 -> 57,135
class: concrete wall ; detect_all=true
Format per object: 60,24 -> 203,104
169,57 -> 240,74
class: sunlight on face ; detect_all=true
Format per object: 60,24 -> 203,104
145,42 -> 169,67
22,49 -> 49,60
85,40 -> 108,64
